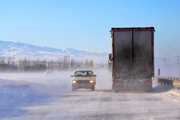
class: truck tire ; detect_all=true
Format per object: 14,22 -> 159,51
72,86 -> 76,91
112,83 -> 119,92
113,87 -> 120,93
91,86 -> 95,91
114,89 -> 120,93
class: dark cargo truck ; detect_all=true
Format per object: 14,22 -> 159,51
110,27 -> 155,92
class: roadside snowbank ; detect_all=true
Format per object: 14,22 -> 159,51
0,80 -> 56,119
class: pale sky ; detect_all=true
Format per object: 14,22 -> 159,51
0,0 -> 180,58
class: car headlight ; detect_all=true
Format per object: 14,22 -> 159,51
72,80 -> 76,84
89,80 -> 94,83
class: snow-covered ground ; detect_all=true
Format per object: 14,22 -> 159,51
0,81 -> 55,119
0,70 -> 72,119
0,69 -> 180,120
155,58 -> 180,77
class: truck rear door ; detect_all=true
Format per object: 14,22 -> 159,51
113,30 -> 133,76
133,29 -> 154,75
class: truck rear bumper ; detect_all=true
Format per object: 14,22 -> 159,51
113,79 -> 152,92
113,86 -> 152,92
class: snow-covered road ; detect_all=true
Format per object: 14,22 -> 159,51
6,89 -> 180,120
0,69 -> 180,120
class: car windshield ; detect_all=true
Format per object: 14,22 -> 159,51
74,71 -> 93,77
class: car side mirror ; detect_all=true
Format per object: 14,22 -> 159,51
71,75 -> 73,77
94,75 -> 96,77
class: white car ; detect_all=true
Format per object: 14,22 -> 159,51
71,70 -> 96,91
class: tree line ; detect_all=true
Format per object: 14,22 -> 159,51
0,56 -> 94,72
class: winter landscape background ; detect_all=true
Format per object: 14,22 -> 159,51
0,40 -> 108,65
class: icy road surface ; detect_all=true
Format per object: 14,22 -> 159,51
0,69 -> 180,120
6,90 -> 180,120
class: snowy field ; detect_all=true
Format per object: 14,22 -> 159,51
0,68 -> 180,120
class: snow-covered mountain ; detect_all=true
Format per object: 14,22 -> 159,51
0,40 -> 108,64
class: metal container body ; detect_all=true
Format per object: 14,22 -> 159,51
111,27 -> 154,92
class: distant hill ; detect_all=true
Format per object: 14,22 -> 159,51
0,40 -> 108,64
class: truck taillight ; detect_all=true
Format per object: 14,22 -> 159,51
89,80 -> 94,83
72,80 -> 76,84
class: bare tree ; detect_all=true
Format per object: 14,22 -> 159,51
63,56 -> 68,69
0,56 -> 5,64
85,59 -> 89,68
89,60 -> 94,68
71,58 -> 75,68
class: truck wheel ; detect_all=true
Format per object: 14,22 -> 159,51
113,87 -> 120,93
72,86 -> 76,91
91,86 -> 95,91
112,83 -> 118,92
112,83 -> 115,90
114,89 -> 119,93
